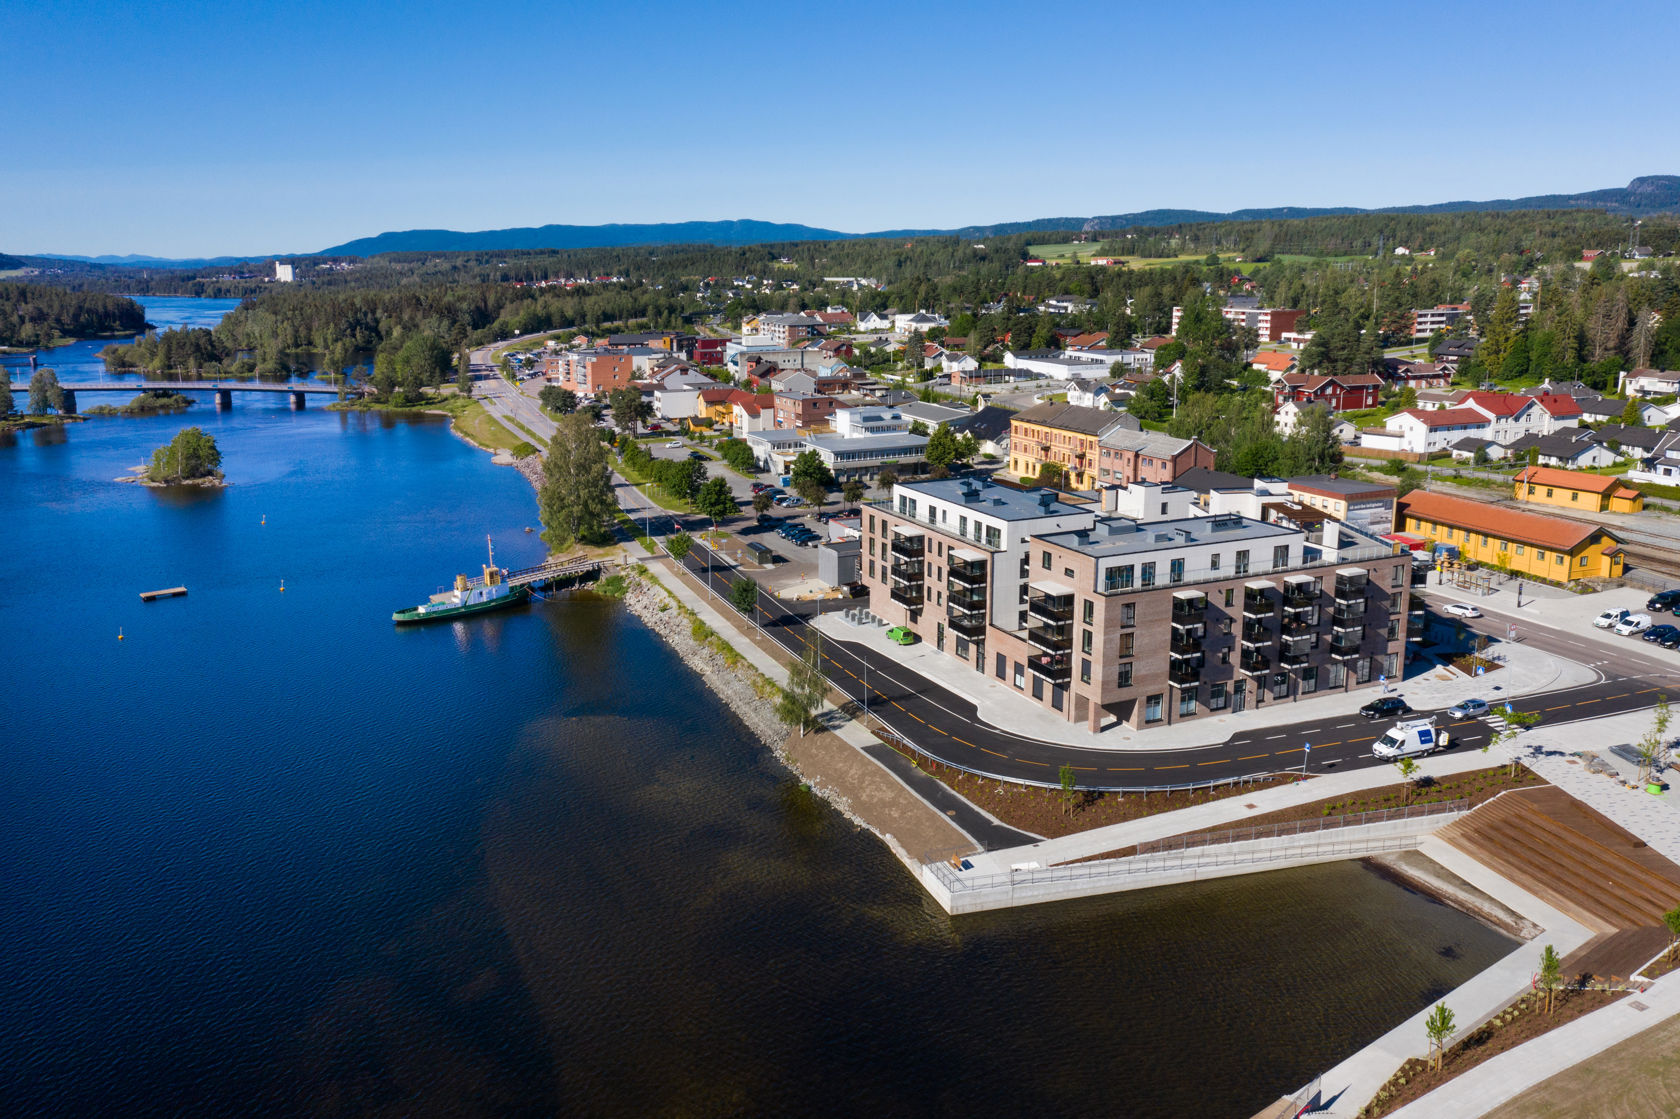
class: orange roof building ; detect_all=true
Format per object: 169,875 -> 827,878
1513,466 -> 1644,514
1397,491 -> 1624,580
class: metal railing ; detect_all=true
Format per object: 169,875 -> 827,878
927,830 -> 1437,894
1133,798 -> 1469,856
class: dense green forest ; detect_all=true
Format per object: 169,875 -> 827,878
0,284 -> 147,348
73,206 -> 1680,391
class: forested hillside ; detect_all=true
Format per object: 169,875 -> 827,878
0,284 -> 147,348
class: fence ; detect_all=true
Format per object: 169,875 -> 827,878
925,828 -> 1440,899
1134,798 -> 1470,856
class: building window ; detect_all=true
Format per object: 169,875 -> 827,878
1107,565 -> 1134,592
1301,667 -> 1318,695
1546,488 -> 1554,497
1118,632 -> 1134,657
1357,658 -> 1372,684
868,560 -> 875,578
1384,653 -> 1400,678
1388,617 -> 1401,640
1272,545 -> 1289,570
1221,618 -> 1233,635
1041,550 -> 1051,570
1052,686 -> 1064,712
1144,694 -> 1164,723
996,652 -> 1006,680
1556,554 -> 1566,566
1571,492 -> 1578,502
1209,682 -> 1228,710
1170,558 -> 1185,584
1328,662 -> 1346,688
1080,658 -> 1091,685
1500,541 -> 1508,552
1178,691 -> 1197,717
1032,676 -> 1044,700
1235,550 -> 1250,575
1082,599 -> 1094,625
868,514 -> 875,534
1535,549 -> 1546,561
1013,662 -> 1024,689
1117,662 -> 1133,688
1081,629 -> 1093,654
986,526 -> 1001,548
1121,603 -> 1135,626
1271,673 -> 1290,699
1210,553 -> 1221,572
1515,545 -> 1525,556
1391,565 -> 1403,587
1224,588 -> 1234,607
1141,562 -> 1156,588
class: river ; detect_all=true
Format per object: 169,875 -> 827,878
0,299 -> 1515,1118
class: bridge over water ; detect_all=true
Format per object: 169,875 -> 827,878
15,380 -> 365,414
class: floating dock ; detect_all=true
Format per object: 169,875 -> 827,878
139,586 -> 188,601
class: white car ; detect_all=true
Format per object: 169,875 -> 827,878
1595,609 -> 1631,629
666,440 -> 683,448
1444,603 -> 1482,619
1615,613 -> 1653,636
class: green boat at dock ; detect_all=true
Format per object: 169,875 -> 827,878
393,538 -> 531,624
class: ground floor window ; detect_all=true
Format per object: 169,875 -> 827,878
1301,666 -> 1318,695
1270,672 -> 1290,699
1032,675 -> 1044,700
1178,690 -> 1197,717
1013,662 -> 1024,689
1052,686 -> 1064,711
1209,682 -> 1228,711
1328,662 -> 1346,689
996,652 -> 1007,680
955,636 -> 969,660
1144,694 -> 1164,723
1384,652 -> 1400,678
1357,658 -> 1372,684
1080,658 -> 1091,685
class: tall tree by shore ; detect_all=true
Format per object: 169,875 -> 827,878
147,427 -> 222,483
538,414 -> 613,549
27,368 -> 63,414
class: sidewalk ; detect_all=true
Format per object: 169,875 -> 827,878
1384,966 -> 1680,1119
1422,577 -> 1668,664
961,746 -> 1517,874
811,610 -> 1594,752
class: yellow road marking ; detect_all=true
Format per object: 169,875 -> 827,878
1071,766 -> 1097,771
952,736 -> 976,747
1577,697 -> 1600,704
1155,764 -> 1189,770
1107,766 -> 1144,772
1276,747 -> 1304,755
1238,753 -> 1270,761
1015,757 -> 1049,767
1545,705 -> 1571,711
1196,759 -> 1226,766
980,747 -> 1007,758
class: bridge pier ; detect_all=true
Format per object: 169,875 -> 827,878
289,390 -> 306,411
215,389 -> 233,411
59,389 -> 76,415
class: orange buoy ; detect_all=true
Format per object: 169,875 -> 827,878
117,628 -> 124,641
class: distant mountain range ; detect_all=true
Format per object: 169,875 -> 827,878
17,176 -> 1680,266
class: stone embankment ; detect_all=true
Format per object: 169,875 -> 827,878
618,569 -> 784,750
511,452 -> 543,491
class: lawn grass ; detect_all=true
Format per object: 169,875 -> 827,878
613,452 -> 693,513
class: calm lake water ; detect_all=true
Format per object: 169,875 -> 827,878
2,296 -> 244,384
0,302 -> 1516,1117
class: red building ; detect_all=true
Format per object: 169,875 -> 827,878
1273,373 -> 1383,412
772,391 -> 838,430
690,337 -> 729,367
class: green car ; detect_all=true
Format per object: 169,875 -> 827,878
886,626 -> 917,646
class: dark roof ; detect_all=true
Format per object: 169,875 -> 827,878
1592,423 -> 1664,451
1432,338 -> 1481,360
948,405 -> 1016,442
1171,466 -> 1253,494
1010,400 -> 1127,436
1288,474 -> 1397,500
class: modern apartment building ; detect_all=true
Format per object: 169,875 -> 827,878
1411,304 -> 1471,337
862,478 -> 1412,732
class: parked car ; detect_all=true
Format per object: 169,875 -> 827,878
1594,608 -> 1631,629
1649,590 -> 1680,613
1643,624 -> 1680,645
1658,629 -> 1680,650
885,626 -> 917,646
1614,613 -> 1653,636
1359,696 -> 1413,720
1443,603 -> 1482,619
666,440 -> 683,448
1446,698 -> 1490,719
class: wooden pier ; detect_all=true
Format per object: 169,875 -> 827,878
139,586 -> 188,601
462,556 -> 605,591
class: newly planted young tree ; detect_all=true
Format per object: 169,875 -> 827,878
1636,696 -> 1672,785
666,531 -> 694,561
1484,707 -> 1542,776
1424,1003 -> 1456,1072
1059,765 -> 1077,815
1395,756 -> 1420,803
1537,944 -> 1562,1014
729,576 -> 759,616
1664,905 -> 1680,963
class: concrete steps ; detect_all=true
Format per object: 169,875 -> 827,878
1436,790 -> 1680,935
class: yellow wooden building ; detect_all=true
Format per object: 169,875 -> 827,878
1397,491 -> 1625,580
1007,401 -> 1124,490
1513,466 -> 1644,514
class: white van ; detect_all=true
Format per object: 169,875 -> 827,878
1372,716 -> 1441,760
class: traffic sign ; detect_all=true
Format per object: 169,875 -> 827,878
1507,623 -> 1517,640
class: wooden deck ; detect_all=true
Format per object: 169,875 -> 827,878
139,586 -> 188,601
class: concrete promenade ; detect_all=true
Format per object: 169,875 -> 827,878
811,610 -> 1594,752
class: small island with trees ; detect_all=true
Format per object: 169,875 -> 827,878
130,426 -> 225,487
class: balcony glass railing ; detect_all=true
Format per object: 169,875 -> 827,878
1028,595 -> 1074,623
1169,661 -> 1203,685
889,535 -> 925,558
889,585 -> 924,607
948,559 -> 988,588
1241,621 -> 1272,643
1171,594 -> 1207,621
1242,590 -> 1273,616
1334,575 -> 1368,598
947,609 -> 987,636
1281,614 -> 1315,636
1240,651 -> 1271,673
1283,584 -> 1317,606
948,584 -> 988,610
1331,602 -> 1365,624
1027,625 -> 1073,653
1170,635 -> 1204,657
889,558 -> 924,580
1027,652 -> 1071,683
1330,635 -> 1363,655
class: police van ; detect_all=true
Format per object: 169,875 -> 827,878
1371,716 -> 1442,760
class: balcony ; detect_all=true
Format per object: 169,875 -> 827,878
889,533 -> 925,559
1281,613 -> 1315,636
1283,581 -> 1317,607
1169,659 -> 1203,685
1027,623 -> 1072,654
1242,587 -> 1273,616
1331,637 -> 1363,658
889,585 -> 924,608
890,555 -> 924,578
1027,590 -> 1075,623
1331,601 -> 1365,624
1334,571 -> 1369,601
1240,650 -> 1271,673
1170,623 -> 1205,656
948,557 -> 988,589
947,608 -> 987,637
1280,644 -> 1311,667
1027,652 -> 1071,683
1241,620 -> 1272,643
1171,592 -> 1207,621
948,583 -> 988,611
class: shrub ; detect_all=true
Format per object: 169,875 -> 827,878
510,441 -> 539,458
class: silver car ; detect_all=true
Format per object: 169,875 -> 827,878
1446,698 -> 1489,719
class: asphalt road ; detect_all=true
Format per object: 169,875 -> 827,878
672,540 -> 1680,792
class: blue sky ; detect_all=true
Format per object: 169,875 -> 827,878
4,0 -> 1677,258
